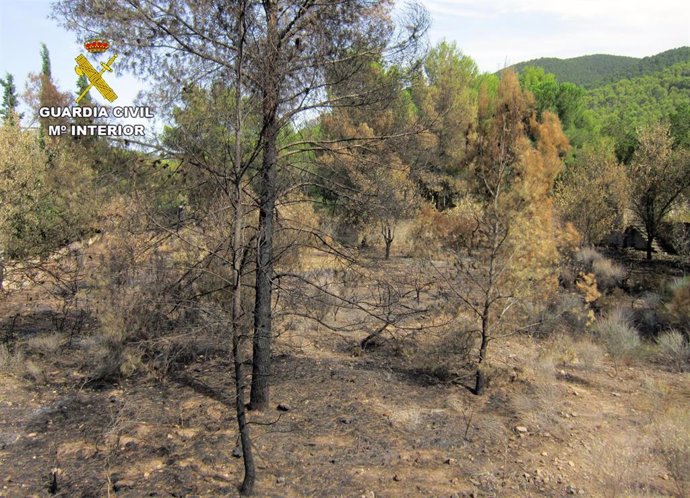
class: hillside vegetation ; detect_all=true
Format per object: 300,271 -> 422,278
511,47 -> 690,88
584,60 -> 690,132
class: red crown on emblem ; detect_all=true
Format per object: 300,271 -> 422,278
84,38 -> 110,54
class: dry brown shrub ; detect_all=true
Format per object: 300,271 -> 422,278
656,330 -> 690,372
405,324 -> 477,384
535,292 -> 588,337
574,248 -> 626,292
0,344 -> 24,375
576,272 -> 601,304
665,277 -> 690,332
26,333 -> 65,355
409,199 -> 482,256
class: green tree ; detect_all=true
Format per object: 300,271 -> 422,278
75,74 -> 93,106
409,41 -> 479,210
0,125 -> 95,259
0,73 -> 20,126
670,102 -> 690,149
24,44 -> 70,148
519,66 -> 585,132
40,43 -> 51,78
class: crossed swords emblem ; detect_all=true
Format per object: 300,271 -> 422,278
75,52 -> 119,103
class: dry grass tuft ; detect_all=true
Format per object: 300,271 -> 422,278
594,308 -> 641,363
540,334 -> 603,372
26,333 -> 65,355
0,344 -> 24,375
653,405 -> 690,497
656,330 -> 690,372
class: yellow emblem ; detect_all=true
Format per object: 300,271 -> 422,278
74,38 -> 119,103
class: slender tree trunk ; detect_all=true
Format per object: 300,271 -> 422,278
250,0 -> 279,411
233,284 -> 255,495
646,232 -> 654,260
474,310 -> 489,395
233,325 -> 255,494
230,6 -> 255,493
382,224 -> 393,260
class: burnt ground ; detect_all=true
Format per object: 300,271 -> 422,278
0,248 -> 688,497
1,316 -> 688,497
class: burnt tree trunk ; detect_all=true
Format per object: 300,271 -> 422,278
474,310 -> 490,395
382,224 -> 393,260
250,0 -> 279,411
231,5 -> 255,493
646,232 -> 654,260
384,238 -> 392,260
234,326 -> 255,494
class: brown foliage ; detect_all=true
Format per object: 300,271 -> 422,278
555,141 -> 629,245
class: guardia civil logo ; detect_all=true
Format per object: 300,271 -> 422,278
75,37 -> 119,103
39,37 -> 154,138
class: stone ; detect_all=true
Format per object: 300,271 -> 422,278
515,426 -> 528,433
112,480 -> 134,492
277,403 -> 291,412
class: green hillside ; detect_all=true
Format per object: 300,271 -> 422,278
584,59 -> 690,129
511,47 -> 690,88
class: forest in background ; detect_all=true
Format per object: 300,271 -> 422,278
509,47 -> 690,88
0,2 -> 689,496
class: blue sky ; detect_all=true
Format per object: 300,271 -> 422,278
1,0 -> 689,124
423,0 -> 690,71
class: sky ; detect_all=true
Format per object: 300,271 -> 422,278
1,0 -> 689,123
422,0 -> 690,71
